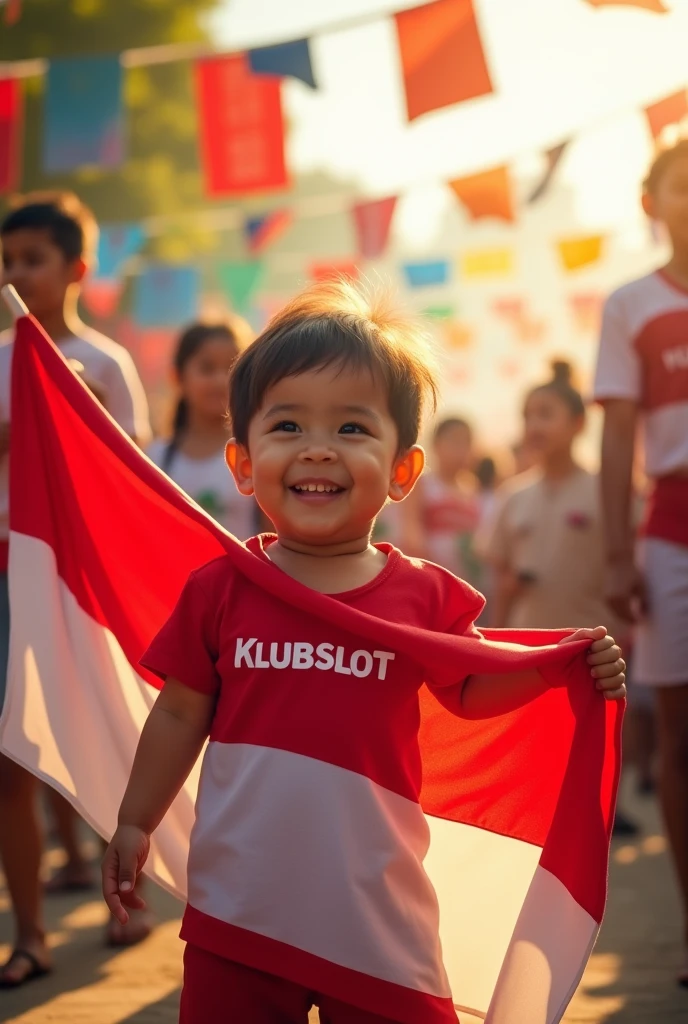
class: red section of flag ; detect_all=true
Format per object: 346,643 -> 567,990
0,79 -> 21,193
449,165 -> 515,222
395,0 -> 493,122
195,55 -> 288,197
310,260 -> 360,283
645,89 -> 688,139
352,197 -> 398,259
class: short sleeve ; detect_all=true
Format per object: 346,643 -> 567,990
103,350 -> 152,445
475,489 -> 513,568
593,292 -> 641,403
140,572 -> 221,695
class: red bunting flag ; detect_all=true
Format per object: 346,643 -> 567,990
585,0 -> 667,10
81,279 -> 123,320
351,197 -> 398,260
645,90 -> 688,140
395,0 -> 493,122
449,166 -> 515,222
0,79 -> 21,193
196,55 -> 287,197
310,260 -> 360,283
3,0 -> 22,25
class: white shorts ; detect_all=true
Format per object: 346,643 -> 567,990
633,538 -> 688,686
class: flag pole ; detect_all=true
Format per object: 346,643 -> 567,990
1,284 -> 28,320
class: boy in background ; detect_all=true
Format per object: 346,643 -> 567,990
0,192 -> 151,986
595,140 -> 688,986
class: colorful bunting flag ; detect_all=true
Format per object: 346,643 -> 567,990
492,296 -> 524,320
645,90 -> 688,140
527,143 -> 568,204
395,0 -> 493,122
0,78 -> 21,194
585,0 -> 667,10
422,305 -> 454,319
44,56 -> 124,173
3,0 -> 22,25
402,259 -> 450,288
244,210 -> 292,255
444,320 -> 474,349
133,265 -> 199,328
218,261 -> 264,314
557,235 -> 605,272
449,166 -> 515,223
351,197 -> 398,260
568,292 -> 604,334
81,279 -> 123,319
310,260 -> 360,283
95,223 -> 145,280
248,39 -> 317,89
196,55 -> 287,197
460,247 -> 514,278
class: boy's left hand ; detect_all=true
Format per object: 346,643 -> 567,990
559,625 -> 626,700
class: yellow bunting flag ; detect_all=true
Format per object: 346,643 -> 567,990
444,319 -> 475,350
645,90 -> 688,140
460,248 -> 514,278
557,235 -> 604,272
449,166 -> 515,223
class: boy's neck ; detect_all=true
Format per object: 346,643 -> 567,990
664,252 -> 688,290
37,295 -> 84,344
267,534 -> 387,594
541,451 -> 579,482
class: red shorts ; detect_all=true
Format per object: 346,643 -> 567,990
179,943 -> 404,1024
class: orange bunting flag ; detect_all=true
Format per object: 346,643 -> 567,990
444,320 -> 474,350
557,235 -> 605,272
585,0 -> 667,10
449,166 -> 515,223
645,90 -> 688,140
310,260 -> 360,283
395,0 -> 493,122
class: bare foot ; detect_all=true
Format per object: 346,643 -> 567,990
105,908 -> 155,948
0,940 -> 52,988
44,862 -> 95,895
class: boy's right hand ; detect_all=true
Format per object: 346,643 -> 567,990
605,557 -> 646,623
102,824 -> 150,924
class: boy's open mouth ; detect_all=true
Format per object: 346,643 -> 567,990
289,480 -> 346,499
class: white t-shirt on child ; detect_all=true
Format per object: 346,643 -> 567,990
0,324 -> 151,541
147,440 -> 257,541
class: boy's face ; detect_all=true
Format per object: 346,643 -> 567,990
1,228 -> 85,320
644,156 -> 688,247
227,364 -> 424,548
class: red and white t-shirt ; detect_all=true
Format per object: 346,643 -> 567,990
594,270 -> 688,545
142,536 -> 483,1024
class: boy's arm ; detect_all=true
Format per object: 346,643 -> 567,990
458,628 -> 626,719
601,399 -> 645,622
102,678 -> 214,922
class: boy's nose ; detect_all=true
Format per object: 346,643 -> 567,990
298,445 -> 336,463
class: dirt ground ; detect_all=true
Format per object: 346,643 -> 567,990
1,782 -> 686,1024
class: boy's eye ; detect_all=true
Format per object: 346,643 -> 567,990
272,420 -> 300,433
339,422 -> 368,435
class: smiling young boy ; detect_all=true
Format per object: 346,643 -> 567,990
103,283 -> 626,1024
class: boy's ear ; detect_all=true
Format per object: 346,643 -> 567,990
641,192 -> 655,220
70,258 -> 88,286
389,445 -> 425,502
225,440 -> 254,496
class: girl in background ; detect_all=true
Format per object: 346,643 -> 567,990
398,416 -> 482,586
148,321 -> 259,539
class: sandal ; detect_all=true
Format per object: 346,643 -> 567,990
44,864 -> 95,895
0,949 -> 51,989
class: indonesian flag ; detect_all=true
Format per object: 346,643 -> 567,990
1,314 -> 622,1023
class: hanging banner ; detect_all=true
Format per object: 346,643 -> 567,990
196,55 -> 287,197
527,142 -> 568,204
133,265 -> 199,328
3,0 -> 21,25
310,260 -> 360,283
449,166 -> 515,222
557,235 -> 605,272
95,223 -> 145,280
81,279 -> 124,320
460,247 -> 514,278
218,260 -> 264,313
422,305 -> 455,319
395,0 -> 493,122
244,209 -> 292,255
352,197 -> 398,260
585,0 -> 667,10
402,259 -> 450,288
568,292 -> 605,334
44,55 -> 124,173
0,78 -> 21,193
248,39 -> 316,89
645,90 -> 688,140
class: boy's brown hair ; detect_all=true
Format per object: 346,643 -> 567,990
644,139 -> 688,194
229,279 -> 438,451
1,190 -> 99,266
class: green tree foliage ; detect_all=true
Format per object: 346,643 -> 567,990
0,0 -> 221,255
